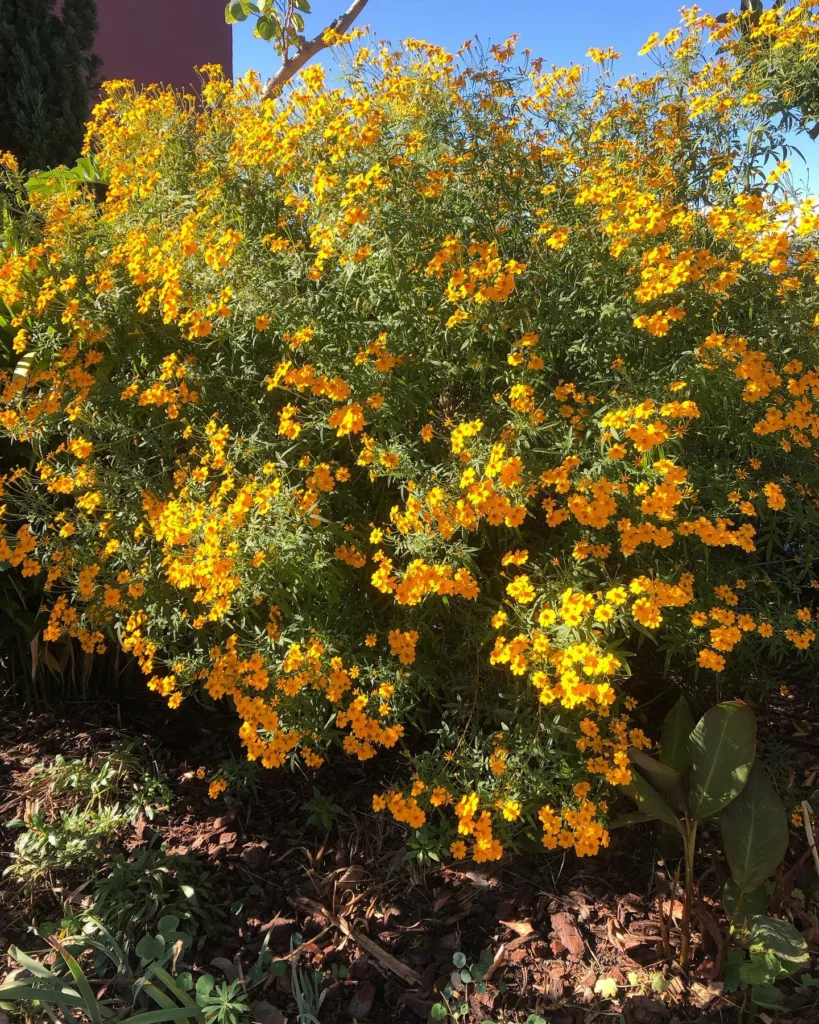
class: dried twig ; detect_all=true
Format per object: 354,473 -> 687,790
262,0 -> 369,98
802,799 -> 819,877
293,896 -> 421,986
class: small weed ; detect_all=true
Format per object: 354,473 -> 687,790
90,846 -> 226,948
430,949 -> 494,1022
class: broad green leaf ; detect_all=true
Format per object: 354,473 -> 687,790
740,950 -> 788,986
255,14 -> 278,40
629,748 -> 684,809
660,694 -> 695,774
744,916 -> 810,972
608,810 -> 655,828
225,1 -> 252,23
723,878 -> 767,924
622,771 -> 684,835
721,767 -> 787,890
751,984 -> 785,1009
688,701 -> 756,821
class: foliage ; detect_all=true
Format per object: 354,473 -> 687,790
0,912 -> 276,1023
0,0 -> 100,172
1,4 -> 819,867
4,744 -> 171,888
224,0 -> 314,48
224,0 -> 369,97
90,848 -> 226,948
718,0 -> 819,138
430,949 -> 494,1023
622,697 -> 807,987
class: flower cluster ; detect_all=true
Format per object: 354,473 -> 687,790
1,3 -> 819,862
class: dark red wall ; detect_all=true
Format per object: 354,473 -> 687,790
95,0 -> 233,92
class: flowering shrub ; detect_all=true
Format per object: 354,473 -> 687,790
1,5 -> 819,863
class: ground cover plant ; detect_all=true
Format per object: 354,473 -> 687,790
1,1 -> 819,878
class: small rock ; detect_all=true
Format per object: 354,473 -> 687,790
241,842 -> 270,871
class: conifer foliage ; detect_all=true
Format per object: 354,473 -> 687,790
0,0 -> 100,171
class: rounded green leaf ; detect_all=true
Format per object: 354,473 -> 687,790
688,701 -> 756,821
660,694 -> 695,774
721,767 -> 787,891
744,916 -> 809,973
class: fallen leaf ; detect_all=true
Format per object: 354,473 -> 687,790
499,919 -> 533,937
595,976 -> 619,1000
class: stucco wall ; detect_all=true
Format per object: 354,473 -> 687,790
95,0 -> 233,92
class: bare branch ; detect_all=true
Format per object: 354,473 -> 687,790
261,0 -> 369,99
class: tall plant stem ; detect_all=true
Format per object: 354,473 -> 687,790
679,820 -> 697,971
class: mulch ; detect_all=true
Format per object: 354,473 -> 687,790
1,686 -> 818,1024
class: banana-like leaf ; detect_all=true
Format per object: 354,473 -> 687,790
622,770 -> 684,835
660,694 -> 695,774
688,701 -> 756,821
628,747 -> 685,810
721,767 -> 787,891
723,878 -> 767,924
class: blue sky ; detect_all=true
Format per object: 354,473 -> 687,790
232,0 -> 818,190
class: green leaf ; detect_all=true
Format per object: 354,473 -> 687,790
622,771 -> 684,835
119,1010 -> 205,1023
751,984 -> 785,1008
660,694 -> 695,774
195,974 -> 215,1000
723,878 -> 768,924
225,0 -> 257,23
452,951 -> 467,968
628,748 -> 685,809
136,935 -> 165,964
688,702 -> 756,821
721,767 -> 788,891
0,984 -> 87,1012
744,916 -> 810,973
294,0 -> 311,10
49,941 -> 102,1024
430,1003 -> 449,1022
255,14 -> 278,40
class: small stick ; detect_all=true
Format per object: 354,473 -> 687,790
802,800 -> 819,877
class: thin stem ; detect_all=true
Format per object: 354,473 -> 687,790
679,820 -> 697,971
